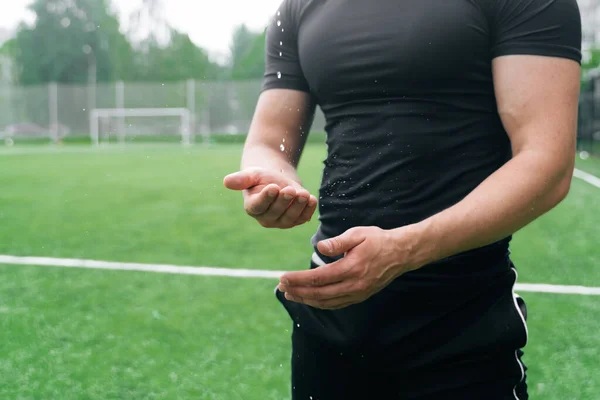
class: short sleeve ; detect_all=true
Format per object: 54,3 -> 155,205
262,0 -> 311,92
487,0 -> 582,63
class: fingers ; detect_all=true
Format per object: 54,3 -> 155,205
279,280 -> 355,301
297,195 -> 318,224
258,186 -> 296,222
244,184 -> 280,216
244,185 -> 317,228
280,260 -> 351,287
317,228 -> 367,257
276,189 -> 311,226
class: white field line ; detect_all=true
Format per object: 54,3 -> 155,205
573,168 -> 600,189
1,255 -> 599,296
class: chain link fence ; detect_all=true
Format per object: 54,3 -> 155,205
1,79 -> 599,155
0,80 -> 327,144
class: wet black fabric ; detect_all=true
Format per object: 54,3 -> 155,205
279,257 -> 530,399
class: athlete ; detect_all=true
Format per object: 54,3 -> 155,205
223,0 -> 582,398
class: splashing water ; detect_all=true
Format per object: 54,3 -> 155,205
277,71 -> 282,79
277,20 -> 281,26
280,144 -> 285,152
279,52 -> 283,56
280,41 -> 283,46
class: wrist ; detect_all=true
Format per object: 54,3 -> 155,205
389,218 -> 441,272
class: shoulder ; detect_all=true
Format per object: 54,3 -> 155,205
475,0 -> 581,62
271,0 -> 315,25
269,0 -> 325,30
475,0 -> 580,22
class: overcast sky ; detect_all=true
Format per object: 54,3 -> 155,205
0,0 -> 282,58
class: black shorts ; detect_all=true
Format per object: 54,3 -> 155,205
276,252 -> 529,400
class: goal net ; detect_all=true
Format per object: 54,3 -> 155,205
90,108 -> 193,146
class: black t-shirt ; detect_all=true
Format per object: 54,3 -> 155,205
264,0 -> 581,255
265,0 -> 581,348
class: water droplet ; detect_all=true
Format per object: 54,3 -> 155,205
280,144 -> 285,151
277,71 -> 282,79
277,20 -> 281,26
297,323 -> 300,328
282,28 -> 285,32
279,52 -> 283,56
282,138 -> 286,143
280,41 -> 283,46
277,11 -> 281,16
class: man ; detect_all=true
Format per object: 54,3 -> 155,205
223,0 -> 581,398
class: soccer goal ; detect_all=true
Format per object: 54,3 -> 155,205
89,108 -> 193,146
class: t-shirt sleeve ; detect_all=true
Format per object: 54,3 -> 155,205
262,0 -> 311,92
487,0 -> 582,63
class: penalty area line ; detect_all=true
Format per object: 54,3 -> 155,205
1,254 -> 600,296
573,168 -> 600,189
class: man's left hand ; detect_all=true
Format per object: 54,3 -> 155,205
277,226 -> 422,310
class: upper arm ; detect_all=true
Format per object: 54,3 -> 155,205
493,56 -> 580,159
246,0 -> 315,166
488,0 -> 581,161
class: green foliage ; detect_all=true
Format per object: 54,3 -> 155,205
230,25 -> 258,71
231,29 -> 266,80
0,38 -> 17,57
582,48 -> 600,73
11,0 -> 225,86
580,48 -> 600,91
131,29 -> 221,82
14,0 -> 132,85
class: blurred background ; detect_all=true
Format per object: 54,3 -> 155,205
0,1 -> 598,399
0,0 -> 328,146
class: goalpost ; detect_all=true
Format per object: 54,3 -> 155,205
89,108 -> 193,146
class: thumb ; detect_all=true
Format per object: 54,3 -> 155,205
318,228 -> 366,257
223,169 -> 261,191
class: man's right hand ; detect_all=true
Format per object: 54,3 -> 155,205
223,167 -> 318,229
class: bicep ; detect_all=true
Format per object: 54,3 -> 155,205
493,55 -> 580,159
246,89 -> 316,165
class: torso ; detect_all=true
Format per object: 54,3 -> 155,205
292,0 -> 511,255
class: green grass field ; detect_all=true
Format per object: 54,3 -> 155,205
0,144 -> 599,399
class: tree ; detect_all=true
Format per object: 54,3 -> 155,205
230,25 -> 258,70
14,0 -> 133,85
231,29 -> 266,80
0,38 -> 16,57
131,29 -> 221,82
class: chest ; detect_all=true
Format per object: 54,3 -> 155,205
297,0 -> 493,101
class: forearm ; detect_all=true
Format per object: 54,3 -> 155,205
403,149 -> 574,267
